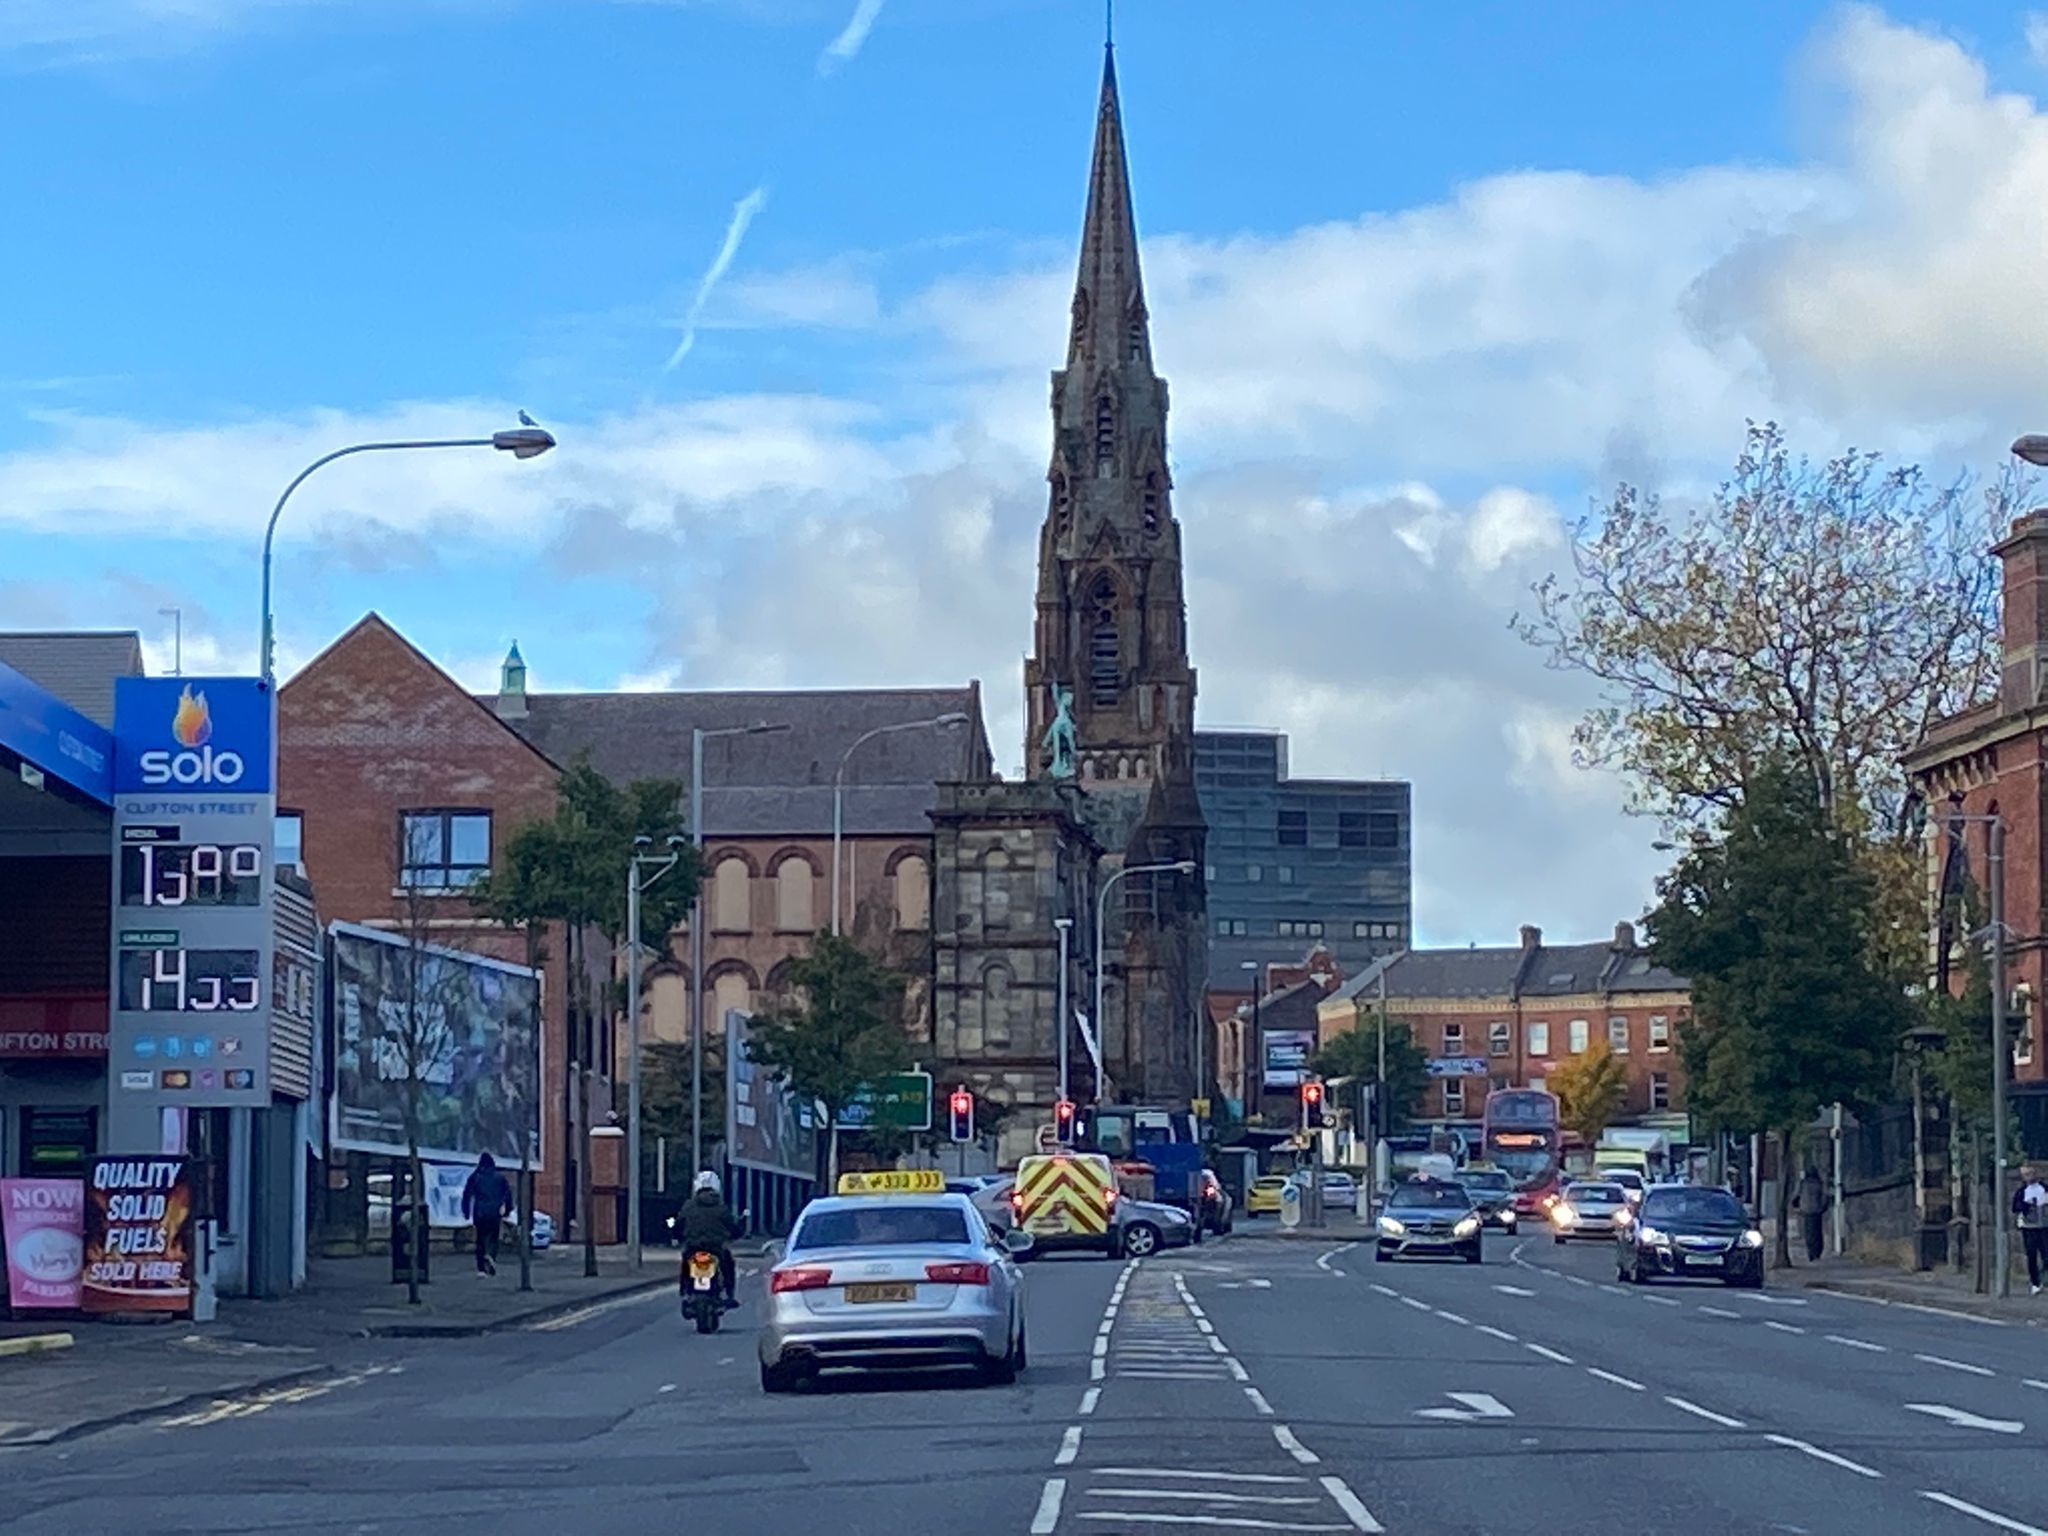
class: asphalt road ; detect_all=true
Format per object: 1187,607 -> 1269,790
9,1231 -> 2048,1533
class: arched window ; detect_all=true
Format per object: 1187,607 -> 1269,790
979,963 -> 1015,1050
1052,473 -> 1072,534
1071,290 -> 1089,351
982,847 -> 1011,930
1142,470 -> 1161,535
712,970 -> 751,1023
774,856 -> 815,932
1090,574 -> 1121,708
1128,310 -> 1145,363
713,856 -> 750,931
1094,394 -> 1116,472
895,853 -> 930,930
647,970 -> 688,1045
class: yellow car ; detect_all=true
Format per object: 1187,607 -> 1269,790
1246,1175 -> 1291,1216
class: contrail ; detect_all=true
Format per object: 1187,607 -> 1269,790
665,184 -> 770,370
818,0 -> 885,75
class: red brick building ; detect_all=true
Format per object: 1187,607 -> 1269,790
1315,923 -> 1691,1128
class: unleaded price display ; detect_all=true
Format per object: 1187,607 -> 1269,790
116,948 -> 262,1013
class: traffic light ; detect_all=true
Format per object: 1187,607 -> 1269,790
1053,1099 -> 1077,1146
948,1087 -> 975,1143
1301,1079 -> 1327,1129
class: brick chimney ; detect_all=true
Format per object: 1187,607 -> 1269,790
1994,512 -> 2048,712
1613,920 -> 1637,951
1519,924 -> 1541,952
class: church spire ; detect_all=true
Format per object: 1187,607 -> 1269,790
1066,47 -> 1149,374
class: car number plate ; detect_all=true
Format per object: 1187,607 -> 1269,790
844,1282 -> 914,1304
1684,1253 -> 1723,1268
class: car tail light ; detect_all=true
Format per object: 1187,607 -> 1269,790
924,1261 -> 991,1286
1102,1187 -> 1118,1207
770,1267 -> 832,1294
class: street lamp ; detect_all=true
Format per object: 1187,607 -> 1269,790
831,713 -> 971,935
688,722 -> 791,1183
1240,959 -> 1260,1114
257,427 -> 556,683
626,833 -> 686,1268
2011,434 -> 2048,467
1093,860 -> 1197,1103
1942,798 -> 2016,1296
1054,917 -> 1074,1101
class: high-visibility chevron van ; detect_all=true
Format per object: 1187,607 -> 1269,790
1010,1151 -> 1122,1258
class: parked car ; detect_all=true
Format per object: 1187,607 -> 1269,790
1246,1175 -> 1290,1216
1121,1199 -> 1198,1257
1319,1172 -> 1359,1213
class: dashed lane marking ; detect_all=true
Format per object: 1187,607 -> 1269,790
1433,1310 -> 1470,1325
1765,1433 -> 1882,1479
1319,1475 -> 1387,1533
1914,1352 -> 1995,1377
1825,1334 -> 1887,1353
1664,1395 -> 1745,1429
1697,1306 -> 1741,1319
1245,1387 -> 1274,1416
1030,1478 -> 1065,1535
1639,1293 -> 1681,1307
1586,1368 -> 1644,1392
1476,1325 -> 1519,1344
1057,1426 -> 1084,1465
1398,1296 -> 1431,1312
1367,1283 -> 1397,1298
1079,1387 -> 1101,1416
1492,1284 -> 1535,1297
1273,1425 -> 1321,1465
1918,1490 -> 2048,1534
1763,1320 -> 1806,1335
1525,1343 -> 1573,1365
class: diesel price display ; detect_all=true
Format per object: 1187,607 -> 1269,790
119,842 -> 262,907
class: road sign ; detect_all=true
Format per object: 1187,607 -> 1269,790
1279,1182 -> 1302,1229
836,1071 -> 934,1131
1427,1056 -> 1488,1077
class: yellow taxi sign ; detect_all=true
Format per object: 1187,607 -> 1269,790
836,1169 -> 945,1196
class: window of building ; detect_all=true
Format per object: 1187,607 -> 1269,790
1246,864 -> 1262,883
1527,1020 -> 1550,1057
1094,393 -> 1116,468
982,848 -> 1012,930
1443,1079 -> 1466,1117
1608,1016 -> 1629,1053
1309,920 -> 1323,937
1353,920 -> 1406,941
1528,1076 -> 1547,1096
1367,812 -> 1401,849
1142,470 -> 1161,534
1568,1018 -> 1589,1054
711,971 -> 750,1023
1488,1021 -> 1511,1057
894,854 -> 930,930
774,857 -> 815,932
399,810 -> 490,888
1338,811 -> 1369,849
1089,575 -> 1120,707
275,812 -> 304,875
1278,809 -> 1308,846
713,856 -> 750,931
1443,1022 -> 1464,1055
1225,918 -> 1248,937
1650,1072 -> 1670,1111
1204,864 -> 1217,883
1648,1015 -> 1670,1053
1277,865 -> 1294,885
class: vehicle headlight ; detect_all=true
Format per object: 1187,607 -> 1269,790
1613,1209 -> 1634,1227
1740,1228 -> 1764,1248
1377,1216 -> 1405,1237
1551,1204 -> 1577,1226
1638,1225 -> 1669,1247
1453,1215 -> 1480,1238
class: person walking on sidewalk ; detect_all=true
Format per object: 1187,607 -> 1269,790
462,1153 -> 513,1277
1794,1165 -> 1828,1263
2012,1167 -> 2048,1295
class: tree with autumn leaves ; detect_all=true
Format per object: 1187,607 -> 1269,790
1548,1044 -> 1630,1150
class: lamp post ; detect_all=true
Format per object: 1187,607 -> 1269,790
1944,799 -> 2014,1297
626,834 -> 686,1268
1093,860 -> 1197,1103
1240,959 -> 1260,1115
688,722 -> 791,1183
831,713 -> 970,935
1055,917 -> 1074,1103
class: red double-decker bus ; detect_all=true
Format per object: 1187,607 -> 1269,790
1481,1088 -> 1563,1215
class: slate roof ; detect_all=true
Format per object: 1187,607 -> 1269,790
1326,931 -> 1687,1006
488,685 -> 991,838
0,631 -> 145,726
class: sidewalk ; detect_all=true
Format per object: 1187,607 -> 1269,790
1778,1252 -> 2048,1325
1229,1214 -> 1375,1242
0,1241 -> 732,1449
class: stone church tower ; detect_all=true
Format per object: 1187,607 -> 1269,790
931,48 -> 1208,1158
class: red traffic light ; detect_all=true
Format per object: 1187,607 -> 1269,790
1302,1081 -> 1324,1105
1054,1099 -> 1075,1123
950,1090 -> 973,1115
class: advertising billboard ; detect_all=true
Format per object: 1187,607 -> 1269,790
1,1178 -> 84,1310
328,922 -> 542,1167
1263,1029 -> 1317,1089
81,1155 -> 193,1315
726,1008 -> 817,1178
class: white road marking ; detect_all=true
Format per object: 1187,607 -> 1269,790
1417,1392 -> 1513,1421
1765,1433 -> 1882,1478
1090,1357 -> 1105,1381
1492,1284 -> 1535,1297
1476,1325 -> 1519,1343
1914,1352 -> 1995,1377
1639,1293 -> 1681,1307
1763,1320 -> 1806,1335
1274,1425 -> 1321,1464
1087,1489 -> 1318,1506
2026,1379 -> 2048,1393
526,1288 -> 667,1331
1918,1490 -> 2048,1534
1564,1274 -> 1592,1287
1398,1295 -> 1430,1311
1825,1334 -> 1887,1353
1030,1479 -> 1065,1535
1434,1310 -> 1470,1325
1600,1283 -> 1627,1295
1664,1395 -> 1745,1429
1209,1337 -> 1231,1355
1245,1386 -> 1274,1415
658,1383 -> 676,1393
1225,1357 -> 1250,1382
1526,1343 -> 1574,1365
1829,1291 -> 2006,1326
1367,1283 -> 1397,1298
1315,1244 -> 1357,1272
1121,1369 -> 1235,1379
1080,1387 -> 1101,1416
1096,1469 -> 1307,1484
1075,1516 -> 1351,1530
1905,1403 -> 2024,1434
1057,1426 -> 1083,1465
1196,1319 -> 1216,1335
1697,1306 -> 1741,1319
1319,1475 -> 1387,1533
1586,1368 -> 1644,1392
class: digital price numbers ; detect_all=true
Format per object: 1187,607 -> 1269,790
117,948 -> 261,1013
120,842 -> 262,908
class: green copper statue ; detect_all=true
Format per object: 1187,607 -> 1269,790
1042,684 -> 1080,780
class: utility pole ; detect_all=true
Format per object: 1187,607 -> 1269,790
1992,817 -> 2012,1299
1055,917 -> 1073,1103
627,836 -> 684,1269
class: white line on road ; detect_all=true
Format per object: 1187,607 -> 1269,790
1905,1403 -> 2024,1434
1226,1357 -> 1250,1382
1080,1387 -> 1101,1416
1315,1244 -> 1358,1271
1664,1395 -> 1745,1429
1319,1475 -> 1387,1533
1918,1490 -> 2048,1535
2027,1379 -> 2048,1393
1090,1357 -> 1105,1381
1492,1284 -> 1535,1297
1368,1283 -> 1397,1298
1586,1368 -> 1644,1392
1120,1370 -> 1235,1380
1916,1353 -> 1996,1377
1056,1426 -> 1083,1465
1096,1469 -> 1307,1484
1830,1290 -> 2007,1327
1209,1336 -> 1231,1355
1639,1293 -> 1681,1307
1030,1478 -> 1065,1535
1075,1516 -> 1351,1530
1765,1433 -> 1882,1479
1245,1386 -> 1274,1415
1825,1334 -> 1887,1353
1434,1310 -> 1470,1325
1564,1274 -> 1592,1287
1526,1343 -> 1574,1365
1476,1325 -> 1519,1343
1600,1283 -> 1627,1295
1087,1490 -> 1318,1506
1274,1425 -> 1321,1464
1763,1320 -> 1806,1335
1399,1296 -> 1431,1311
1195,1319 -> 1216,1335
1092,1336 -> 1109,1358
1697,1306 -> 1741,1319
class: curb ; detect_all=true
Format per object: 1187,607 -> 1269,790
0,1363 -> 334,1451
0,1333 -> 75,1360
1801,1278 -> 2038,1327
364,1275 -> 673,1338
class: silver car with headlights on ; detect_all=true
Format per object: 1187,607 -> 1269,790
1374,1177 -> 1484,1264
758,1171 -> 1032,1393
1549,1180 -> 1633,1243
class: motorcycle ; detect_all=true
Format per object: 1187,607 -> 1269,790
682,1247 -> 725,1334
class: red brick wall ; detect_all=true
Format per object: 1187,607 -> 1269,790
279,615 -> 581,1222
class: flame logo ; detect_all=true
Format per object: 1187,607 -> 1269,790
170,685 -> 212,749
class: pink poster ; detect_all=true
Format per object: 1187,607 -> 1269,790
2,1177 -> 85,1310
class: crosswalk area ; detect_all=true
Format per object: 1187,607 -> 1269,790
1109,1274 -> 1236,1383
1047,1461 -> 1382,1532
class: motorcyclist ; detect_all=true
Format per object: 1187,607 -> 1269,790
677,1170 -> 743,1307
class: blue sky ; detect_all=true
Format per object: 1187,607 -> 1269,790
7,1 -> 2048,942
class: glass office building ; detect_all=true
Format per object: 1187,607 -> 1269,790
1194,731 -> 1411,989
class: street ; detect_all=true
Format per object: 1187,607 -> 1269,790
10,1233 -> 2048,1534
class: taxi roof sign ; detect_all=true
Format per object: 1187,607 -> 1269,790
836,1169 -> 945,1196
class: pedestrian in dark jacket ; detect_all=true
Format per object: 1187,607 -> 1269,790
2013,1167 -> 2048,1294
677,1171 -> 743,1304
1794,1166 -> 1828,1263
462,1154 -> 513,1276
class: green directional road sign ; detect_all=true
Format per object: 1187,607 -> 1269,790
837,1071 -> 933,1132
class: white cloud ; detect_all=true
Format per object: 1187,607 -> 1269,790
817,0 -> 884,75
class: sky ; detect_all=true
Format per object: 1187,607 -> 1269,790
6,0 -> 2048,947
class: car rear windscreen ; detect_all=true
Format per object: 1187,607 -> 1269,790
1640,1190 -> 1747,1225
791,1205 -> 972,1251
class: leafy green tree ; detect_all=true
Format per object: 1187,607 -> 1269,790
1549,1044 -> 1630,1148
1647,759 -> 1907,1263
744,933 -> 912,1185
1313,1016 -> 1429,1129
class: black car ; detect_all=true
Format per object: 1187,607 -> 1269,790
1375,1178 -> 1483,1264
1616,1186 -> 1764,1288
1455,1167 -> 1518,1233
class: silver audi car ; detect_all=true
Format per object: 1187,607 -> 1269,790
758,1187 -> 1031,1393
